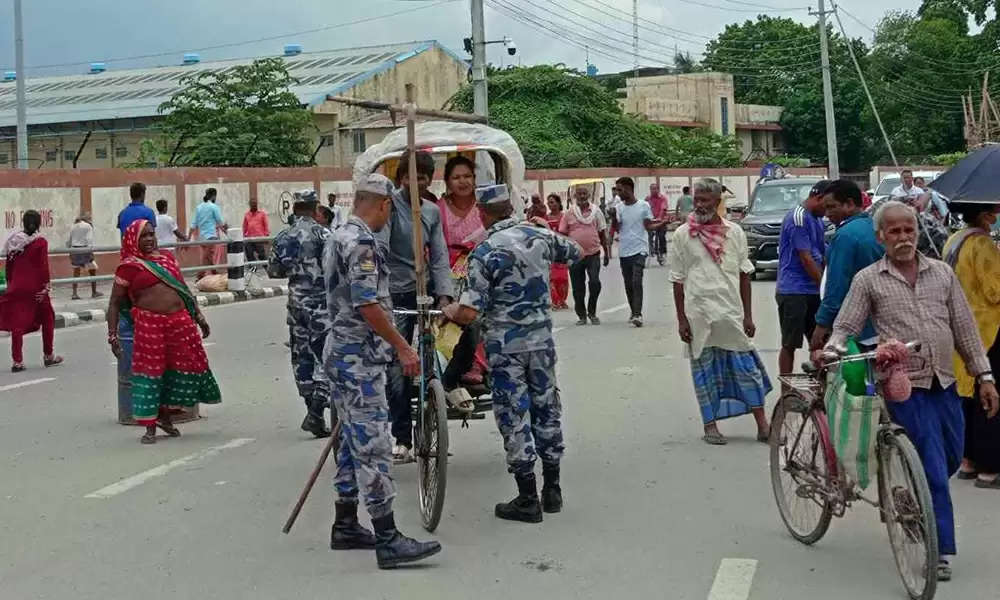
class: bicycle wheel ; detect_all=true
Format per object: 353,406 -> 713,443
416,379 -> 449,532
769,394 -> 835,544
878,430 -> 938,600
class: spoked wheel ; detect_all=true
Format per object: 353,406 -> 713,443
769,395 -> 835,544
878,430 -> 938,600
415,378 -> 449,532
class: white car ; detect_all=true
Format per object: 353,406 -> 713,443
868,170 -> 942,206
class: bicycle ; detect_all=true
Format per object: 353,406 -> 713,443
769,341 -> 939,600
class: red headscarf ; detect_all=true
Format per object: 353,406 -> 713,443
120,219 -> 183,281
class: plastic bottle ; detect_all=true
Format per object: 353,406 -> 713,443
841,337 -> 868,396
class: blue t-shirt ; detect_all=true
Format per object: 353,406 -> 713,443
193,201 -> 225,240
777,205 -> 825,295
117,202 -> 157,237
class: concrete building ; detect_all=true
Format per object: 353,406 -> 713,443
620,72 -> 785,161
0,40 -> 468,169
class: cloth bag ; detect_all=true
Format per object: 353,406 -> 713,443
825,372 -> 881,490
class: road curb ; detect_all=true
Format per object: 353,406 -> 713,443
50,284 -> 289,331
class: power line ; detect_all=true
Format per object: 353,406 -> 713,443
676,0 -> 808,12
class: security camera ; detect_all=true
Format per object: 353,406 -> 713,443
506,40 -> 517,56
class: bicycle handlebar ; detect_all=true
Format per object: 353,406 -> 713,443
802,340 -> 922,373
392,309 -> 444,316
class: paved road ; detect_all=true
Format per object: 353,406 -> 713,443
2,262 -> 996,600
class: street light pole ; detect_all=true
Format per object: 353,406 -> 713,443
470,0 -> 488,118
813,0 -> 839,179
14,0 -> 29,169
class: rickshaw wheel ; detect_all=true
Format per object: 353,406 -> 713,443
416,378 -> 449,532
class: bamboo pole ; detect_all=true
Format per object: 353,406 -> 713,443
405,84 -> 428,306
326,95 -> 487,125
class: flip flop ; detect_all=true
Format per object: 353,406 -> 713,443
140,432 -> 157,445
974,476 -> 1000,489
702,432 -> 728,445
957,470 -> 978,480
937,559 -> 952,582
157,421 -> 181,437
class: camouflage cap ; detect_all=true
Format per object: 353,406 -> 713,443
356,173 -> 395,198
475,184 -> 510,205
293,189 -> 318,205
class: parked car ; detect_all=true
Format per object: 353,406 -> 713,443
867,170 -> 942,206
742,177 -> 831,278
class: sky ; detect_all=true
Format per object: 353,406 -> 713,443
0,0 -> 923,80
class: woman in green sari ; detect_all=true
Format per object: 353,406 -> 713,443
108,220 -> 221,444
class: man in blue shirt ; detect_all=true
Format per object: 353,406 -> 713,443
776,180 -> 829,377
810,179 -> 884,351
116,182 -> 156,237
189,188 -> 228,279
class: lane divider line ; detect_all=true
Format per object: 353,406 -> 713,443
0,378 -> 56,392
84,438 -> 255,499
707,558 -> 758,600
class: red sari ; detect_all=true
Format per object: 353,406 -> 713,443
0,236 -> 55,363
115,220 -> 221,425
546,214 -> 570,308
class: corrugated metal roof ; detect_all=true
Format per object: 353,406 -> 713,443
0,40 -> 456,128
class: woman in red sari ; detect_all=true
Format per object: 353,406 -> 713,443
1,210 -> 63,372
546,194 -> 570,309
107,220 -> 221,444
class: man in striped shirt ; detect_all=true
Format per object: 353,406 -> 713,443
776,180 -> 830,378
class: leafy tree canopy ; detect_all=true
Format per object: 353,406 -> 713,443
447,65 -> 740,169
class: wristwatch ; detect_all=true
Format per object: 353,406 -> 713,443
977,372 -> 995,384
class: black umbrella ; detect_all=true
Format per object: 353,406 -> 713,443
930,144 -> 1000,204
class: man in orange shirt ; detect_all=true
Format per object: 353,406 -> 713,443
242,195 -> 270,262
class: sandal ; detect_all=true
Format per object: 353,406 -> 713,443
392,444 -> 414,464
140,432 -> 157,445
937,559 -> 952,582
447,388 -> 476,414
702,432 -> 728,445
957,470 -> 978,480
157,420 -> 181,437
11,363 -> 25,373
974,475 -> 1000,489
43,355 -> 64,368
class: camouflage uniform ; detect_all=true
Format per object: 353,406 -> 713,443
273,215 -> 332,420
323,216 -> 396,517
460,218 -> 582,475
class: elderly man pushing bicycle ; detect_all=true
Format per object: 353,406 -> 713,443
824,200 -> 999,582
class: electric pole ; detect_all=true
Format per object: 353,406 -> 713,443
632,0 -> 639,78
471,0 -> 489,118
812,0 -> 839,178
14,0 -> 28,169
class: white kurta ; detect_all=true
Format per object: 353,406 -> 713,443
669,220 -> 756,359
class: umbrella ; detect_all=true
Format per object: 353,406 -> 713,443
930,144 -> 1000,204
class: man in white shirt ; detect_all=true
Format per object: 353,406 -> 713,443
610,177 -> 664,327
889,169 -> 924,202
155,199 -> 188,248
68,212 -> 101,300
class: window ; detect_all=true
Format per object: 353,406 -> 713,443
45,149 -> 57,161
320,134 -> 335,147
352,130 -> 366,154
720,97 -> 729,136
64,150 -> 76,161
0,152 -> 8,165
95,147 -> 108,159
116,145 -> 128,158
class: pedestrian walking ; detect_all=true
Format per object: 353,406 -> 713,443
117,182 -> 156,238
242,194 -> 270,262
675,185 -> 694,221
322,173 -> 441,569
943,203 -> 1000,490
326,193 -> 346,228
155,199 -> 188,248
669,179 -> 772,445
272,190 -> 332,438
546,193 -> 570,310
611,177 -> 664,327
378,151 -> 454,464
190,188 -> 227,280
68,212 -> 102,300
810,179 -> 884,351
645,182 -> 669,265
559,185 -> 610,325
444,184 -> 582,523
776,181 -> 830,380
107,220 -> 221,444
826,200 -> 999,580
0,210 -> 63,373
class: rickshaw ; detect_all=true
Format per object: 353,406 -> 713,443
566,177 -> 609,217
353,120 -> 528,532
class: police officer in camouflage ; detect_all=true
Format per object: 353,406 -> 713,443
272,189 -> 332,438
444,184 -> 582,523
322,173 -> 442,568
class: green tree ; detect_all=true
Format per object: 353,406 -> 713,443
144,58 -> 314,167
447,65 -> 740,168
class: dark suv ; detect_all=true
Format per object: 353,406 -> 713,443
742,177 -> 830,277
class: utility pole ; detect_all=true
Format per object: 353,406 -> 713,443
811,0 -> 839,178
471,0 -> 489,118
14,0 -> 28,169
632,0 -> 639,78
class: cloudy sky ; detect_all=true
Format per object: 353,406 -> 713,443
0,0 -> 921,79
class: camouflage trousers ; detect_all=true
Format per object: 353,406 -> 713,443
287,303 -> 330,419
489,348 -> 564,475
327,358 -> 396,518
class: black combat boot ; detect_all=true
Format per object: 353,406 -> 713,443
494,473 -> 543,523
541,464 -> 562,514
301,414 -> 331,438
330,501 -> 376,550
372,512 -> 442,569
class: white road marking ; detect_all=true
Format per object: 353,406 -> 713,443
707,558 -> 758,600
84,438 -> 255,499
203,342 -> 217,347
600,302 -> 630,315
0,378 -> 56,392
